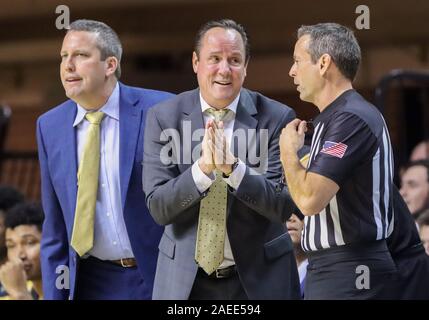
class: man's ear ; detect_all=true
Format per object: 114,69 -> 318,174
105,56 -> 118,77
318,53 -> 332,76
192,51 -> 199,74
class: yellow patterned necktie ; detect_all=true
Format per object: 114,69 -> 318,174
195,108 -> 230,275
71,111 -> 105,257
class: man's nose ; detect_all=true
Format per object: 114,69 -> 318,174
64,56 -> 75,72
288,214 -> 297,222
218,60 -> 231,75
289,64 -> 296,77
18,247 -> 27,260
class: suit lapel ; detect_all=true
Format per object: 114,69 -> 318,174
183,89 -> 204,168
119,84 -> 141,209
62,101 -> 79,215
226,90 -> 258,215
233,89 -> 258,159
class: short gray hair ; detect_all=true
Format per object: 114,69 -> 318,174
297,23 -> 361,81
68,19 -> 122,79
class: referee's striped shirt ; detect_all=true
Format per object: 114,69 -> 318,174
302,89 -> 394,252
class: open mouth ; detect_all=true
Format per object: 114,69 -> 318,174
214,81 -> 232,86
288,228 -> 299,234
66,77 -> 82,83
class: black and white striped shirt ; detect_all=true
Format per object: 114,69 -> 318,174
302,89 -> 394,252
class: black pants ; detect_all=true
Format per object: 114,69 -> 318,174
305,240 -> 398,300
189,267 -> 248,300
392,243 -> 429,300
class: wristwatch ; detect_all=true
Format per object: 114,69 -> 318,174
223,158 -> 239,178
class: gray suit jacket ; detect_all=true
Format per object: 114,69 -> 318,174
143,88 -> 300,299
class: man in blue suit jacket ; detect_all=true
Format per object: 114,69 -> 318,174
36,19 -> 173,299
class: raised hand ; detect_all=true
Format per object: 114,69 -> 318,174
198,120 -> 216,175
0,259 -> 32,300
212,121 -> 236,175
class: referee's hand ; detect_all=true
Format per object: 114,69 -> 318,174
280,119 -> 307,156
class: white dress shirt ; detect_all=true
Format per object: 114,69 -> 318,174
298,258 -> 308,285
73,83 -> 134,260
191,92 -> 246,268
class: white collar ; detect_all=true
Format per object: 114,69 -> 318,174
199,92 -> 240,115
73,82 -> 120,127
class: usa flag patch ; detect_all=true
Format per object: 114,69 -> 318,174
320,141 -> 348,158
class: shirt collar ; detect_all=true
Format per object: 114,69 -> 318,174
199,91 -> 240,116
314,89 -> 355,124
73,82 -> 120,127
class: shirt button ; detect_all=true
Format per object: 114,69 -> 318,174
101,184 -> 106,188
107,212 -> 110,217
113,241 -> 117,245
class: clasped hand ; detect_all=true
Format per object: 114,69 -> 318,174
279,119 -> 307,159
198,120 -> 236,176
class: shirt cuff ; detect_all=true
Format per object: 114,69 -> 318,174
223,159 -> 245,190
192,160 -> 215,194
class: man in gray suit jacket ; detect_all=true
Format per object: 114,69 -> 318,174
143,19 -> 300,300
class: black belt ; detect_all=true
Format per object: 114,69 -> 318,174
201,265 -> 237,279
84,255 -> 137,268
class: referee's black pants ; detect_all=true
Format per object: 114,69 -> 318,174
391,243 -> 429,300
304,240 -> 398,300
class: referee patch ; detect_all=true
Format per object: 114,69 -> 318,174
320,141 -> 348,158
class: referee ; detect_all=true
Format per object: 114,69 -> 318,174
280,23 -> 397,299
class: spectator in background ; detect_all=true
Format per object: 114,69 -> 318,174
400,160 -> 429,218
417,209 -> 429,256
0,202 -> 44,299
410,140 -> 429,161
0,186 -> 25,266
387,187 -> 429,299
286,213 -> 307,298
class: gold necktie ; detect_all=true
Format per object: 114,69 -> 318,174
195,108 -> 230,275
71,111 -> 105,257
206,108 -> 230,123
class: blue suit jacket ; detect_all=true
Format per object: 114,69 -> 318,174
36,83 -> 174,299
